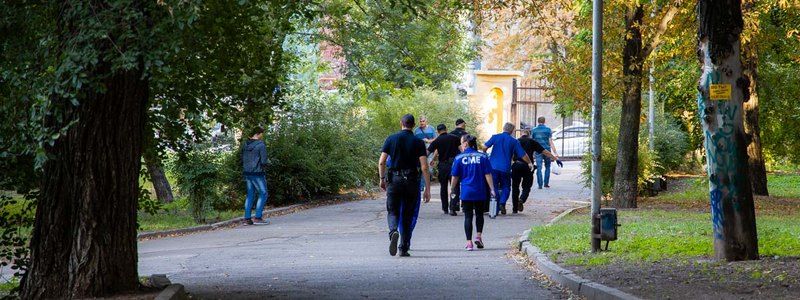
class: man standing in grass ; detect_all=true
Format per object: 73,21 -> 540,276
242,127 -> 270,225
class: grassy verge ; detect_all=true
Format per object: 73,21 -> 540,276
531,174 -> 800,266
137,198 -> 242,232
530,209 -> 800,266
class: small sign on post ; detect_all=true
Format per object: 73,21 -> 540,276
709,84 -> 732,100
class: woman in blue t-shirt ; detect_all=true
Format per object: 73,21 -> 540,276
450,135 -> 496,251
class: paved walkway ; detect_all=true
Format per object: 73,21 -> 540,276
138,161 -> 589,299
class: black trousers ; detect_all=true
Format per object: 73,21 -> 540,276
386,173 -> 418,251
511,161 -> 533,211
462,201 -> 486,240
437,159 -> 454,212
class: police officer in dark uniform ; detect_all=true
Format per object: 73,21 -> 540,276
446,118 -> 469,213
511,124 -> 562,213
428,124 -> 461,215
378,114 -> 432,257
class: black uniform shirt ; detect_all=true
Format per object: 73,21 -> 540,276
428,133 -> 461,162
514,135 -> 545,162
449,127 -> 468,137
382,129 -> 427,170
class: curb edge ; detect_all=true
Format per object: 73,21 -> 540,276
520,206 -> 642,300
155,284 -> 187,300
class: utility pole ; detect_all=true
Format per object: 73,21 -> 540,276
648,66 -> 655,151
590,0 -> 603,253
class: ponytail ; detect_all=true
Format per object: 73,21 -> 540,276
463,134 -> 478,150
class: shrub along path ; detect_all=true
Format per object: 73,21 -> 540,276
137,162 -> 588,298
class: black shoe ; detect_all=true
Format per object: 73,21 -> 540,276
450,210 -> 457,216
538,186 -> 543,189
242,218 -> 254,226
399,250 -> 410,257
500,206 -> 506,215
519,203 -> 524,212
512,209 -> 518,214
443,210 -> 449,214
544,185 -> 550,188
389,231 -> 399,256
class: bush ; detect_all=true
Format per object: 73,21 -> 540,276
581,106 -> 661,195
171,150 -> 220,222
214,88 -> 378,207
647,109 -> 690,172
364,88 -> 481,138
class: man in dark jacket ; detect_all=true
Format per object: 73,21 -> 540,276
511,124 -> 561,213
242,127 -> 270,225
428,124 -> 461,215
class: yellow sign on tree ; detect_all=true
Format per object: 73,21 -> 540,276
709,84 -> 732,100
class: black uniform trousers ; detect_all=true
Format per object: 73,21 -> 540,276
437,159 -> 454,213
511,161 -> 534,211
386,171 -> 418,251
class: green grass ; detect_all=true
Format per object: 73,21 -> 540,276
138,207 -> 241,232
530,210 -> 800,266
0,277 -> 20,294
656,174 -> 800,202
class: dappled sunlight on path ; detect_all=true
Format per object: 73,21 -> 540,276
138,162 -> 587,299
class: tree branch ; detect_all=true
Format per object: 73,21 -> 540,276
643,4 -> 679,58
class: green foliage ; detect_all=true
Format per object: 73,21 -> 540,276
317,0 -> 474,99
531,209 -> 800,266
581,106 -> 662,195
0,193 -> 33,298
261,88 -> 377,205
171,151 -> 220,223
364,88 -> 481,138
647,109 -> 691,172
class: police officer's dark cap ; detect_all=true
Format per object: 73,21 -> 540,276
455,118 -> 465,126
436,124 -> 447,131
401,114 -> 415,127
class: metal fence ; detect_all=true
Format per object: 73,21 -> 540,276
511,79 -> 588,159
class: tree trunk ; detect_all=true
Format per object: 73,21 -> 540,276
21,3 -> 148,298
741,49 -> 769,196
145,156 -> 174,203
697,0 -> 759,261
612,6 -> 645,208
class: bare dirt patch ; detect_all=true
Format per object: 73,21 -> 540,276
568,256 -> 800,299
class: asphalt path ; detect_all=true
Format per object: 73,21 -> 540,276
138,161 -> 589,299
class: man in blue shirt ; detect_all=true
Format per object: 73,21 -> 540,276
451,134 -> 495,251
531,117 -> 559,189
484,122 -> 533,215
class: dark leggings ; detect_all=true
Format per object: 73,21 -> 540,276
462,201 -> 485,240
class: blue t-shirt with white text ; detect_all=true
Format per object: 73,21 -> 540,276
451,148 -> 493,201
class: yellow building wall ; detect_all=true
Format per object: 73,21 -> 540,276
467,70 -> 523,141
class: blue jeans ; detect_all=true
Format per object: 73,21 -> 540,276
244,175 -> 268,219
536,153 -> 552,188
491,170 -> 512,212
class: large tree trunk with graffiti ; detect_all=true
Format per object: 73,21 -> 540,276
696,0 -> 759,261
612,6 -> 644,208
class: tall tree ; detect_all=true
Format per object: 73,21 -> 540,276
21,1 -> 155,297
1,0 -> 313,297
696,0 -> 758,261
